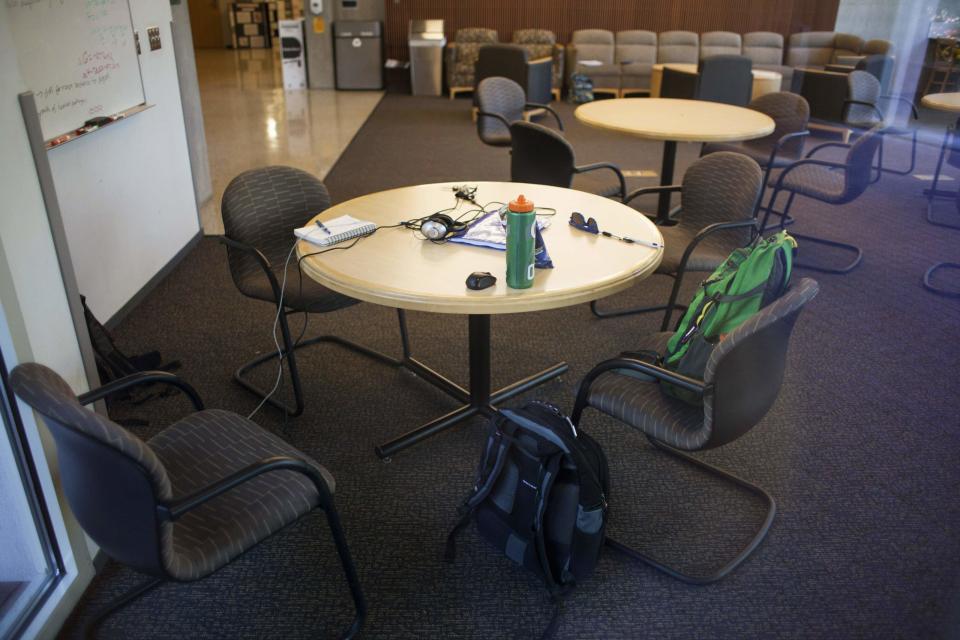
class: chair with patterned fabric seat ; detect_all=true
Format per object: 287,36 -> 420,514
221,166 -> 408,417
591,152 -> 763,324
761,124 -> 883,274
842,69 -> 918,178
512,29 -> 564,101
702,92 -> 811,209
475,77 -> 563,148
572,277 -> 820,584
9,362 -> 366,639
446,28 -> 499,99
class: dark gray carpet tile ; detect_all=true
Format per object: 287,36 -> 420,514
60,95 -> 960,639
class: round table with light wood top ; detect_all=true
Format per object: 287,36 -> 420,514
648,63 -> 783,100
298,181 -> 663,458
575,98 -> 775,223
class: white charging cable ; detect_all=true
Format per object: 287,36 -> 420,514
247,224 -> 323,420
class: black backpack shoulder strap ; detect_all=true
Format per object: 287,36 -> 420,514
533,452 -> 566,639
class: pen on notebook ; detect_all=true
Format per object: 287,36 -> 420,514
315,220 -> 331,235
600,231 -> 662,249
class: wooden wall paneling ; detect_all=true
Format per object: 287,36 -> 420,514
383,0 -> 840,63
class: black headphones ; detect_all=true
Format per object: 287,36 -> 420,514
420,213 -> 467,241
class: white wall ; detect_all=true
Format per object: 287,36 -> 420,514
43,0 -> 201,321
0,9 -> 96,637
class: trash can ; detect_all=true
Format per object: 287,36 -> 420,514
409,19 -> 445,96
334,20 -> 383,90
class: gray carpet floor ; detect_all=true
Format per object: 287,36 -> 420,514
62,95 -> 960,639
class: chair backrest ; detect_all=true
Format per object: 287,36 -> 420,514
862,38 -> 893,56
616,30 -> 656,64
455,27 -> 498,45
700,31 -> 742,59
856,54 -> 894,91
697,55 -> 753,106
843,124 -> 883,199
221,166 -> 331,292
743,32 -> 784,66
9,363 -> 172,576
660,66 -> 698,99
509,121 -> 576,188
658,30 -> 699,63
702,278 -> 820,449
746,92 -> 810,158
475,44 -> 530,89
571,29 -> 615,65
787,31 -> 837,67
512,28 -> 555,50
845,69 -> 881,124
678,152 -> 763,247
832,32 -> 864,62
476,77 -> 525,146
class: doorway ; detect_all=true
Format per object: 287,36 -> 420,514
188,0 -> 225,49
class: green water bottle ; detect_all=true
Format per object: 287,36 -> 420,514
506,194 -> 536,289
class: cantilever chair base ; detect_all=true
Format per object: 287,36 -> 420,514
790,232 -> 863,274
605,435 -> 776,585
927,198 -> 960,230
924,262 -> 960,298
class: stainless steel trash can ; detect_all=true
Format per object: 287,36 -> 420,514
334,20 -> 383,90
409,19 -> 445,96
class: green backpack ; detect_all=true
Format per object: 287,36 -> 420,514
662,231 -> 798,405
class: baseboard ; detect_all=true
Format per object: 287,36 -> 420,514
105,230 -> 203,330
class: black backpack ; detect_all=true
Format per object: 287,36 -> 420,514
446,401 -> 609,638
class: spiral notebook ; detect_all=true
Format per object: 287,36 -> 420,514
294,215 -> 376,247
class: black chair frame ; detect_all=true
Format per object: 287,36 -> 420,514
72,374 -> 366,639
591,185 -> 759,323
924,262 -> 960,298
570,356 -> 776,585
925,120 -> 960,230
477,102 -> 565,135
842,95 -> 919,179
761,142 -> 865,274
221,236 -> 407,417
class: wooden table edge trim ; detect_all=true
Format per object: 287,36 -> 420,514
297,246 -> 663,315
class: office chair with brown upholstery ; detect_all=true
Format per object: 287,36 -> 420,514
9,362 -> 366,639
573,278 -> 820,584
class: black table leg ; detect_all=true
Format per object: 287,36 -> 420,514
925,117 -> 960,228
375,314 -> 568,459
656,140 -> 678,225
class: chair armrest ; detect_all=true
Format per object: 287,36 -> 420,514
842,98 -> 884,122
159,455 -> 332,521
524,103 -> 564,130
476,110 -> 511,130
574,357 -> 708,413
879,94 -> 919,119
804,141 -> 851,158
676,218 -> 759,276
219,236 -> 283,302
772,158 -> 847,191
624,184 -> 683,205
77,371 -> 205,411
574,162 -> 626,200
765,130 -> 810,169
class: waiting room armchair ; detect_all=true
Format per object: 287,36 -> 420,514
743,31 -> 793,90
618,30 -> 657,97
567,29 -> 620,96
842,69 -> 918,177
761,125 -> 884,274
474,44 -> 553,106
475,77 -> 562,148
787,31 -> 864,69
573,278 -> 820,584
220,166 -> 407,416
9,362 -> 366,638
700,31 -> 742,59
512,29 -> 564,101
592,153 -> 763,323
509,121 -> 626,200
446,28 -> 498,99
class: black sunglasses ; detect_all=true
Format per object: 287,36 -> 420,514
569,211 -> 599,234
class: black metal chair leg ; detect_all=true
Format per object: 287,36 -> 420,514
924,262 -> 960,298
235,309 -> 404,417
605,435 -> 776,585
82,577 -> 164,639
319,496 -> 367,640
878,130 -> 917,176
590,299 -> 672,319
791,232 -> 863,274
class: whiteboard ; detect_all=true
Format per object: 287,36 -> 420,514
7,0 -> 146,141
